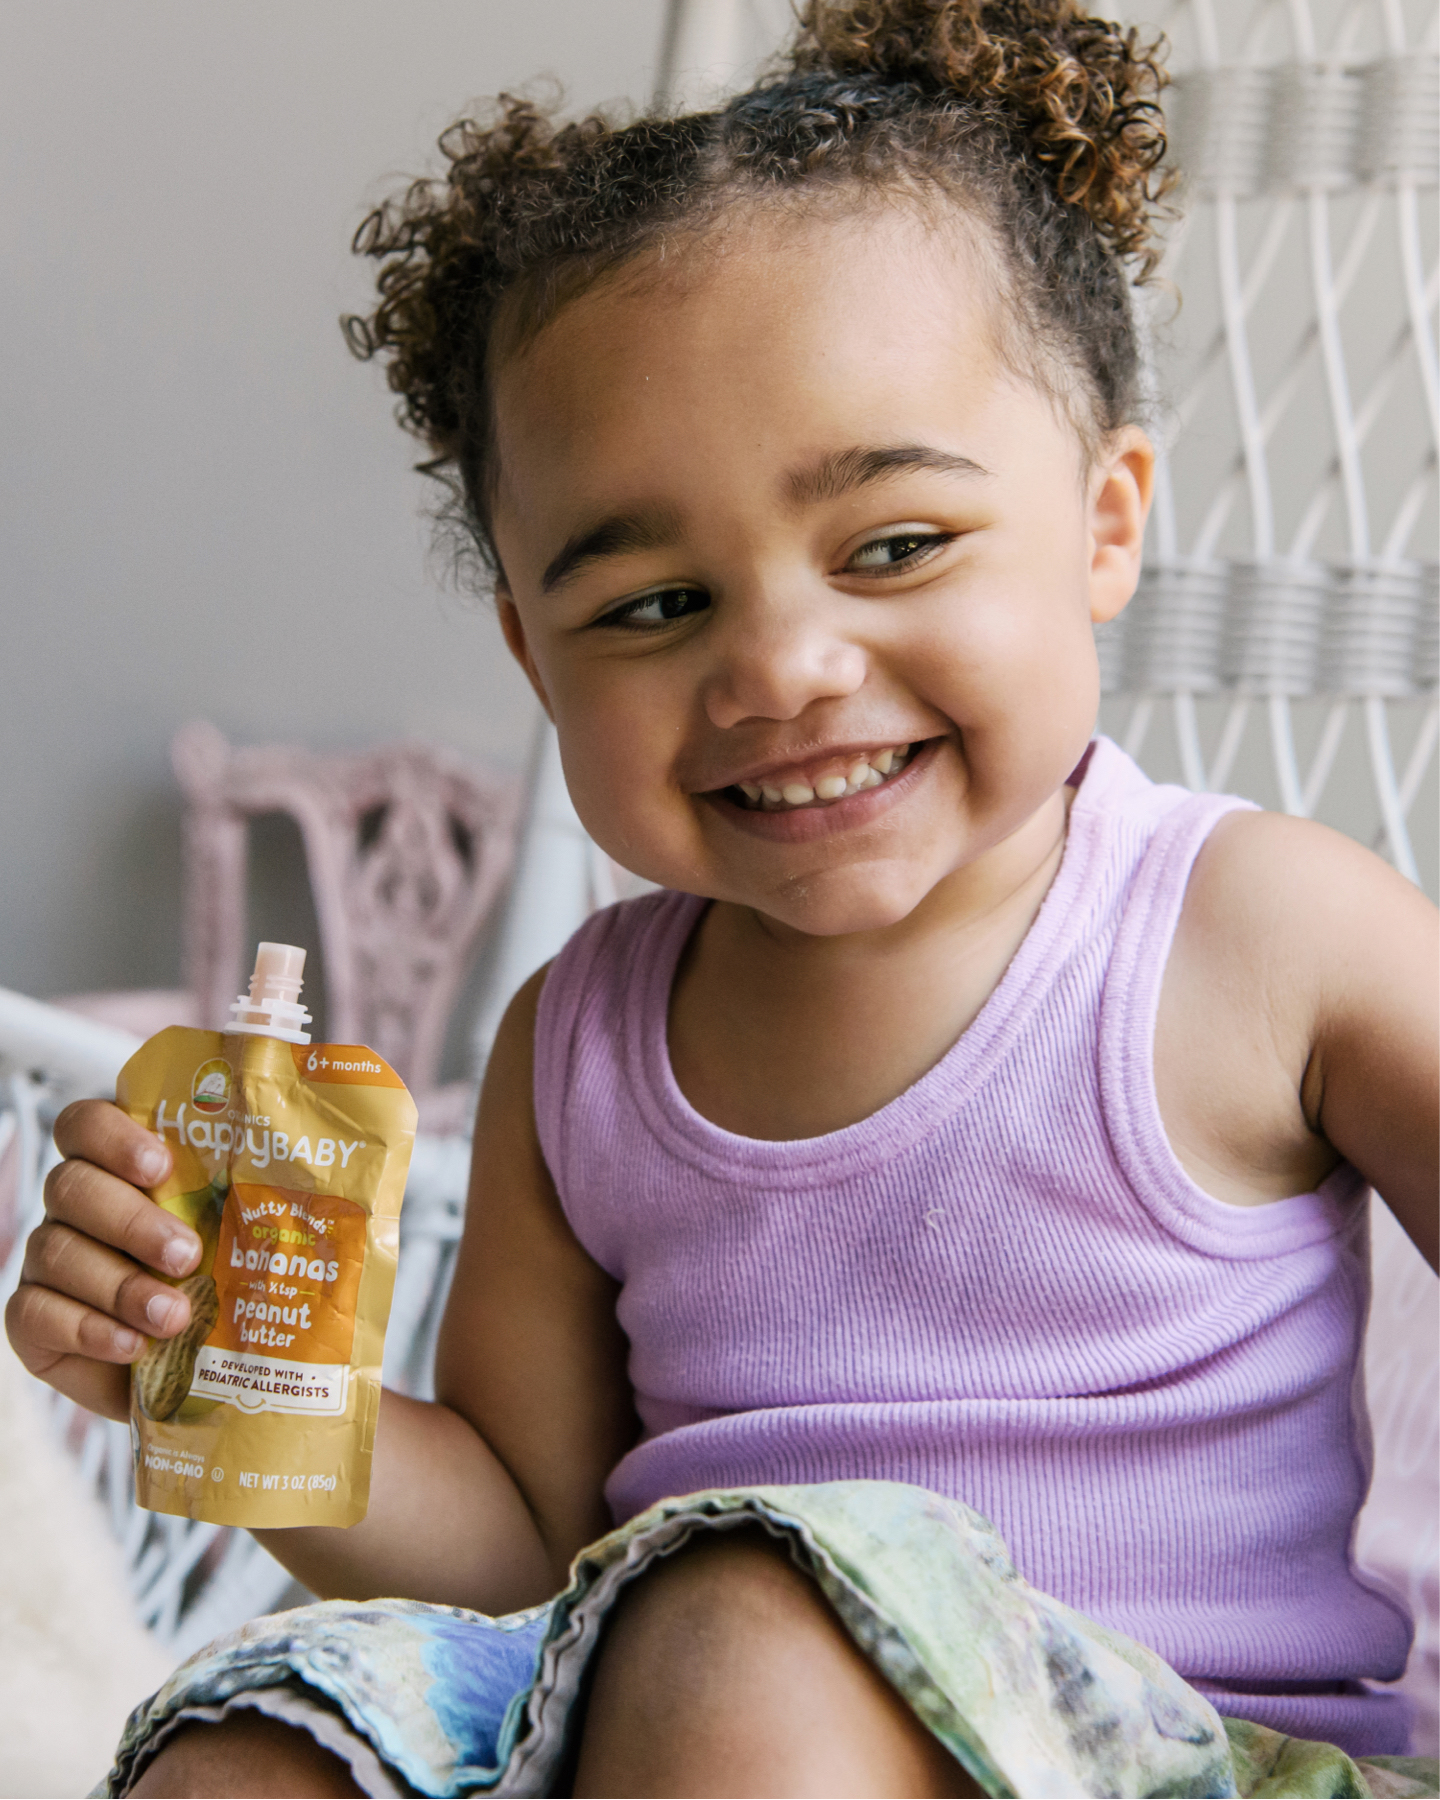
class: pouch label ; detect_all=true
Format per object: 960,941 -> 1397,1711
211,1184 -> 367,1363
192,1346 -> 351,1415
118,1026 -> 417,1528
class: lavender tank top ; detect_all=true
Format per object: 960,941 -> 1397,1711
534,738 -> 1414,1755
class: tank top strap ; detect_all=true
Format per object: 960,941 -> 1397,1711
1098,788 -> 1364,1257
533,889 -> 699,1216
532,900 -> 611,1206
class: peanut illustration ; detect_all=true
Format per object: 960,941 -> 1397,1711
133,1272 -> 220,1421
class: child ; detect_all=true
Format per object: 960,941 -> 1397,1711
8,1 -> 1437,1794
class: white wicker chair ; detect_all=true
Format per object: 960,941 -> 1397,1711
1097,0 -> 1436,883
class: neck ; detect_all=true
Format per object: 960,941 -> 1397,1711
734,784 -> 1072,971
668,784 -> 1076,1140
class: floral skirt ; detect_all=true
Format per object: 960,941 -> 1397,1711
102,1481 -> 1437,1798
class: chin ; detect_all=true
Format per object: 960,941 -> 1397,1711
754,866 -> 936,938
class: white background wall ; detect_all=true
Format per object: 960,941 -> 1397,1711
0,0 -> 665,1003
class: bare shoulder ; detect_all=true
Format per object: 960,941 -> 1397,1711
476,960 -> 552,1124
1162,809 -> 1437,1261
1177,807 -> 1436,981
447,957 -> 585,1298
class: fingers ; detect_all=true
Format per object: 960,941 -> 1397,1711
6,1270 -> 152,1367
10,1211 -> 194,1399
1,1290 -> 131,1419
43,1149 -> 200,1277
53,1097 -> 172,1190
9,1102 -> 202,1421
22,1218 -> 192,1344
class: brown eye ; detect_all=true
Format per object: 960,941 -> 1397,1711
600,587 -> 710,628
846,532 -> 948,572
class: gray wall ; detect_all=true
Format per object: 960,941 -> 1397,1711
2,0 -> 1432,1021
0,0 -> 664,1003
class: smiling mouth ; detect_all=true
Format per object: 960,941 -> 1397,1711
721,742 -> 918,812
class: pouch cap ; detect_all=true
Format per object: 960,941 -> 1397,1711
228,941 -> 313,1043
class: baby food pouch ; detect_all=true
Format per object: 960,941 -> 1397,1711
115,943 -> 417,1528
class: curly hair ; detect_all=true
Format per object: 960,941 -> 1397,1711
344,0 -> 1172,579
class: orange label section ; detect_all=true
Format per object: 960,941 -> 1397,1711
290,1043 -> 407,1089
210,1184 -> 366,1364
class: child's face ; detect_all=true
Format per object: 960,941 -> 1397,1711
491,205 -> 1151,938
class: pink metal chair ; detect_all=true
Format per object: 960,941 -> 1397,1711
61,720 -> 519,1127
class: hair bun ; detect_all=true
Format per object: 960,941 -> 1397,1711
791,0 -> 1171,268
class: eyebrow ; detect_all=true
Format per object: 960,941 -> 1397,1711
784,444 -> 991,507
541,507 -> 683,593
538,444 -> 989,592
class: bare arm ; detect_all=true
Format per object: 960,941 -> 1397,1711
254,966 -> 638,1606
259,1384 -> 559,1611
1159,812 -> 1438,1267
1302,837 -> 1439,1270
6,966 -> 637,1613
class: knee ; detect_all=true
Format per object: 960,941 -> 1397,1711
572,1528 -> 979,1797
596,1527 -> 820,1683
581,1524 -> 850,1733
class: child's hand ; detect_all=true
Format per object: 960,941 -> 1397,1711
4,1099 -> 199,1420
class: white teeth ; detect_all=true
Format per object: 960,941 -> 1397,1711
737,743 -> 919,809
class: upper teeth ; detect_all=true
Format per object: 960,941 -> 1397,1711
735,746 -> 913,809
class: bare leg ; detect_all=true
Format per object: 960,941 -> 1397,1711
127,1712 -> 363,1798
571,1529 -> 981,1799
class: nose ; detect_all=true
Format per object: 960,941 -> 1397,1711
701,588 -> 867,730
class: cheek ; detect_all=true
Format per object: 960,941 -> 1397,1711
550,687 -> 696,873
903,571 -> 1100,810
955,620 -> 1102,812
909,590 -> 1087,721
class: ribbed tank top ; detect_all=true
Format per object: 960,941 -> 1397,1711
534,737 -> 1414,1755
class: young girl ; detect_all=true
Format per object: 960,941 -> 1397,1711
9,2 -> 1437,1794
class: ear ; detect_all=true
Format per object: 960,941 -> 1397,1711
1087,427 -> 1154,625
496,585 -> 555,721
